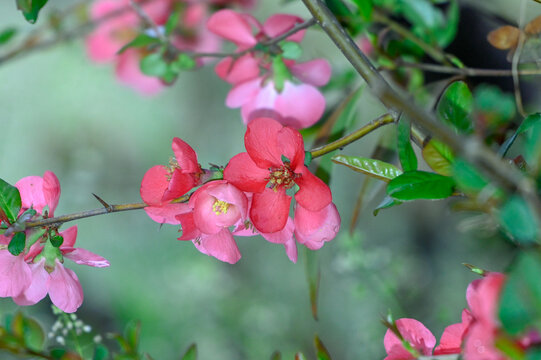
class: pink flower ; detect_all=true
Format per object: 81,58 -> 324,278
294,202 -> 340,251
207,10 -> 331,129
176,181 -> 247,264
0,171 -> 109,313
224,117 -> 332,233
141,137 -> 203,225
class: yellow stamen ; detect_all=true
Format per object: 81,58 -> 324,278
212,200 -> 230,215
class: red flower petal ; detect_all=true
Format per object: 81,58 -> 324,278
294,166 -> 332,211
145,203 -> 191,225
215,55 -> 260,84
195,229 -> 242,264
140,165 -> 169,206
277,125 -> 305,169
224,153 -> 269,193
161,170 -> 195,203
171,137 -> 199,174
250,187 -> 291,233
245,117 -> 285,168
384,318 -> 436,360
290,59 -> 332,87
43,171 -> 61,216
206,9 -> 257,47
262,14 -> 305,42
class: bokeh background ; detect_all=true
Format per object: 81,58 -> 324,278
0,0 -> 533,358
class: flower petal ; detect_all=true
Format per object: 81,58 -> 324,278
294,203 -> 340,250
433,322 -> 465,355
0,252 -> 31,297
171,137 -> 199,174
250,187 -> 291,233
195,229 -> 241,264
48,261 -> 83,313
145,203 -> 191,225
261,217 -> 294,244
283,235 -> 298,263
245,117 -> 286,168
16,176 -> 47,214
294,166 -> 332,211
224,153 -> 269,193
161,170 -> 195,203
59,225 -> 78,249
273,82 -> 326,129
115,50 -> 164,95
63,248 -> 110,268
177,212 -> 200,240
262,14 -> 305,42
290,59 -> 332,87
226,77 -> 261,108
43,171 -> 61,216
13,258 -> 49,306
140,165 -> 169,206
384,318 -> 436,360
215,55 -> 260,84
207,9 -> 257,47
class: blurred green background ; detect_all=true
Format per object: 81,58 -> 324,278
0,0 -> 531,359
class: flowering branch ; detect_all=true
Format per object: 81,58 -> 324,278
301,0 -> 541,219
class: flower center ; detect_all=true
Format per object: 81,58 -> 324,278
268,162 -> 299,191
212,200 -> 230,215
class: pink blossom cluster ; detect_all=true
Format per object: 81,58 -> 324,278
384,272 -> 541,360
86,0 -> 251,94
0,172 -> 109,313
207,10 -> 332,129
140,117 -> 340,264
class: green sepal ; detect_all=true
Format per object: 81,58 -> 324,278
272,56 -> 292,93
118,33 -> 161,54
181,343 -> 197,360
280,41 -> 302,60
16,0 -> 48,23
50,235 -> 64,248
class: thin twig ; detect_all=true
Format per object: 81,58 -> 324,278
391,60 -> 541,77
512,0 -> 528,117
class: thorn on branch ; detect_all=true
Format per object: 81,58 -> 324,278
93,193 -> 113,213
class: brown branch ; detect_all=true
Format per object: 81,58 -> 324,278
391,60 -> 541,77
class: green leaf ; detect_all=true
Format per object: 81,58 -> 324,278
499,113 -> 541,157
452,159 -> 490,195
16,0 -> 48,23
280,41 -> 302,60
0,28 -> 17,46
527,347 -> 541,360
165,11 -> 181,36
172,53 -> 196,71
525,115 -> 541,172
474,85 -> 516,128
499,252 -> 541,335
50,235 -> 64,248
8,233 -> 26,256
398,0 -> 444,30
22,317 -> 45,352
304,151 -> 313,167
499,196 -> 539,244
305,248 -> 320,321
387,171 -> 455,201
422,139 -> 454,176
437,81 -> 474,134
332,155 -> 402,182
0,178 -> 22,224
350,0 -> 373,20
432,0 -> 459,47
118,34 -> 160,54
124,320 -> 141,353
140,53 -> 168,77
314,335 -> 332,360
272,57 -> 291,93
397,119 -> 417,172
181,344 -> 197,360
93,345 -> 109,360
270,351 -> 281,360
373,195 -> 402,215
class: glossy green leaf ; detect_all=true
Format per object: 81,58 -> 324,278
22,316 -> 45,351
281,41 -> 302,60
499,113 -> 540,157
387,171 -> 455,201
422,139 -> 454,176
16,0 -> 48,23
118,34 -> 160,54
499,252 -> 541,335
373,195 -> 402,216
0,28 -> 16,46
93,345 -> 109,360
8,233 -> 26,256
499,196 -> 539,244
50,235 -> 63,248
181,343 -> 197,360
332,155 -> 402,182
437,81 -> 474,134
140,53 -> 168,77
397,119 -> 417,172
314,335 -> 332,360
0,178 -> 22,224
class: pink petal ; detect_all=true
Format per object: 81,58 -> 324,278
250,187 -> 291,233
115,50 -> 164,95
161,170 -> 195,203
206,182 -> 249,219
0,252 -> 31,297
262,14 -> 305,42
215,55 -> 260,84
294,166 -> 332,211
48,262 -> 84,313
145,203 -> 191,225
195,229 -> 241,264
463,322 -> 501,360
226,77 -> 262,108
223,152 -> 269,193
466,272 -> 505,327
63,248 -> 110,268
85,29 -> 121,63
16,176 -> 47,214
42,171 -> 61,216
172,137 -> 199,174
140,165 -> 169,206
192,190 -> 228,234
433,322 -> 465,355
273,82 -> 326,129
384,318 -> 436,360
277,125 -> 305,169
244,117 -> 286,168
60,225 -> 78,249
261,217 -> 294,244
177,212 -> 201,240
283,235 -> 298,263
206,10 -> 257,47
294,203 -> 340,250
290,59 -> 332,87
13,259 -> 49,306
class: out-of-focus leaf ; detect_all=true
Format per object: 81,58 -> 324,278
398,0 -> 444,30
165,10 -> 181,36
10,312 -> 24,337
452,159 -> 493,196
422,139 -> 454,176
432,0 -> 459,47
16,0 -> 48,23
525,116 -> 541,172
387,171 -> 455,201
397,119 -> 417,172
172,53 -> 196,72
0,28 -> 16,46
332,155 -> 402,181
499,196 -> 539,244
140,53 -> 168,77
22,316 -> 45,352
295,353 -> 307,360
270,351 -> 281,360
347,0 -> 373,20
437,81 -> 474,134
314,335 -> 332,360
499,252 -> 541,335
93,344 -> 109,360
8,233 -> 26,256
281,41 -> 302,60
118,34 -> 161,54
487,25 -> 520,50
527,347 -> 541,360
305,248 -> 320,321
474,85 -> 516,129
373,195 -> 402,215
124,321 -> 141,353
0,178 -> 22,224
499,113 -> 541,157
181,343 -> 197,360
